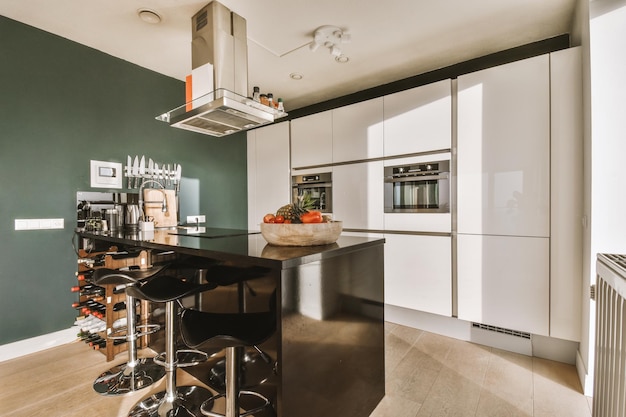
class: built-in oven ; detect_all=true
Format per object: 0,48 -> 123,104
292,172 -> 332,213
384,160 -> 450,213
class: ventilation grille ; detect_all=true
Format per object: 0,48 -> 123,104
472,322 -> 531,339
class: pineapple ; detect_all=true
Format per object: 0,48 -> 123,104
276,193 -> 315,223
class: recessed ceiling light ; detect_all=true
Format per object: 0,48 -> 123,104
289,73 -> 303,80
335,55 -> 349,63
138,8 -> 162,24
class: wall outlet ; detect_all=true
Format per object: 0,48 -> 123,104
186,215 -> 206,224
15,218 -> 64,230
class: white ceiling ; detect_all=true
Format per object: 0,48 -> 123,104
1,0 -> 577,111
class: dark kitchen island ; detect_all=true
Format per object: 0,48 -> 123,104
77,228 -> 385,417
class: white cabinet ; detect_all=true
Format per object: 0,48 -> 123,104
456,54 -> 551,335
332,161 -> 384,230
549,47 -> 583,342
457,234 -> 549,336
383,79 -> 452,156
247,122 -> 290,229
384,234 -> 452,317
332,98 -> 383,162
457,54 -> 550,237
290,111 -> 332,168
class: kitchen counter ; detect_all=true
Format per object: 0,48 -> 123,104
78,227 -> 384,269
77,227 -> 385,417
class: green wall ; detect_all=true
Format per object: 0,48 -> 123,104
0,16 -> 248,345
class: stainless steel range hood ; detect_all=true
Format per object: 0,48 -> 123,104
155,1 -> 285,137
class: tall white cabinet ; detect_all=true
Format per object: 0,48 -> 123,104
247,122 -> 291,230
456,54 -> 551,336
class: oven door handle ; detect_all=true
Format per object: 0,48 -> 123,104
384,173 -> 448,183
293,183 -> 332,189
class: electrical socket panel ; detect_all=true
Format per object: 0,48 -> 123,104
15,218 -> 64,230
186,215 -> 206,224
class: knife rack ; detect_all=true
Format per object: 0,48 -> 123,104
125,155 -> 182,191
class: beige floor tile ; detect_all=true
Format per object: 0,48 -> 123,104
415,366 -> 483,417
532,357 -> 591,417
475,349 -> 534,417
369,394 -> 422,417
385,323 -> 423,373
443,338 -> 492,384
412,331 -> 453,372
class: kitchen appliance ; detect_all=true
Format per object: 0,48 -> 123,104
125,204 -> 140,231
155,1 -> 285,137
384,160 -> 450,213
292,173 -> 332,213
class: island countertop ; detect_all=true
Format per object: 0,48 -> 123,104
77,227 -> 384,269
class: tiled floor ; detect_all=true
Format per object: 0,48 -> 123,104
371,322 -> 593,417
0,322 -> 593,417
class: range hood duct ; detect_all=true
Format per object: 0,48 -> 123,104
155,1 -> 285,137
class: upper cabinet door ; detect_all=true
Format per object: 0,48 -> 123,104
247,122 -> 290,229
457,55 -> 550,237
290,111 -> 332,168
332,98 -> 384,162
383,79 -> 452,156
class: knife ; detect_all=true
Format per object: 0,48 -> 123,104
127,155 -> 132,189
165,164 -> 170,187
139,156 -> 146,187
132,155 -> 139,188
154,162 -> 160,185
175,164 -> 182,193
148,158 -> 153,183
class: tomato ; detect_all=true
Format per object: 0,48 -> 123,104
263,213 -> 275,223
274,215 -> 285,223
284,219 -> 292,224
300,210 -> 323,223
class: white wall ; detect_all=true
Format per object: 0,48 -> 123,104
582,0 -> 626,396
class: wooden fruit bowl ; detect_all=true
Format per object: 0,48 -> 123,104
260,221 -> 343,246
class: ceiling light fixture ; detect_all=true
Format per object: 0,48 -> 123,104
138,8 -> 162,24
309,25 -> 350,61
289,73 -> 303,80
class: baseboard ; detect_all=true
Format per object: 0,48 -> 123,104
576,349 -> 594,396
0,326 -> 79,363
385,304 -> 578,364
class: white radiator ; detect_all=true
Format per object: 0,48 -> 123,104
594,254 -> 626,417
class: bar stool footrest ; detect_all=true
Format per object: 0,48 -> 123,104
153,349 -> 209,368
107,323 -> 160,340
200,390 -> 272,417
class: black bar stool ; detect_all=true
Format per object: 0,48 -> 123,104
126,274 -> 218,417
179,290 -> 277,417
91,264 -> 169,396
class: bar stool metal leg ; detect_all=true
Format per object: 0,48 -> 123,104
129,300 -> 212,417
93,291 -> 165,396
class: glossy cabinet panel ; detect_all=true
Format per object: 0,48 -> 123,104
457,55 -> 550,237
550,47 -> 583,342
332,161 -> 384,230
332,97 -> 384,162
384,234 -> 452,317
247,122 -> 290,229
290,111 -> 332,168
383,79 -> 452,156
457,234 -> 549,336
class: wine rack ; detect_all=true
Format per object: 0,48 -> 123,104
74,247 -> 153,361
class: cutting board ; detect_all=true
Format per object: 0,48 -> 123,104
143,188 -> 177,228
